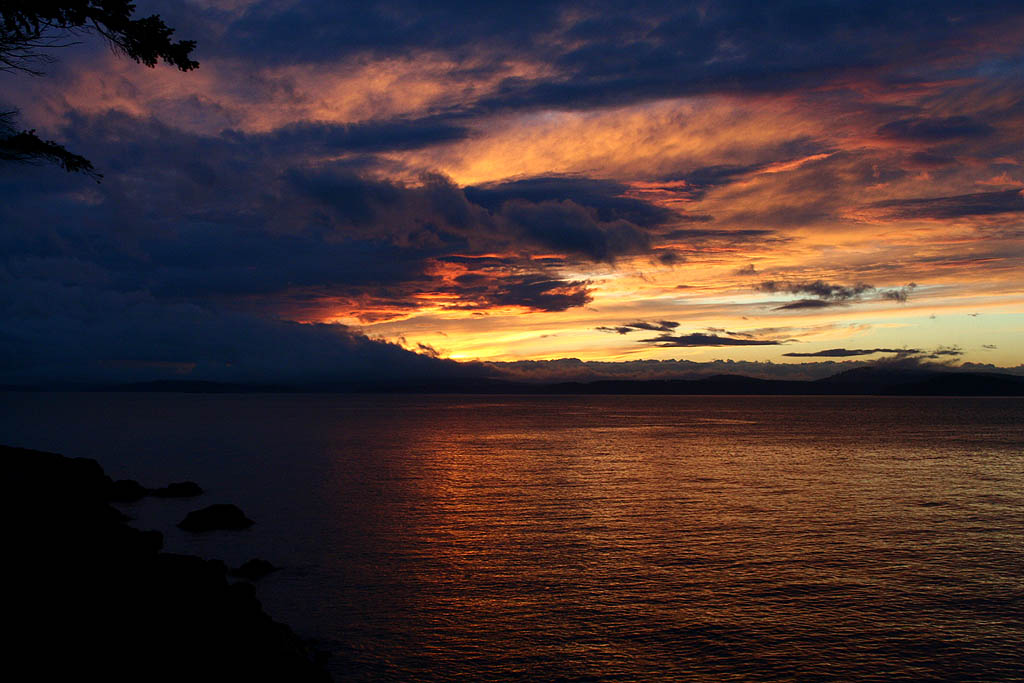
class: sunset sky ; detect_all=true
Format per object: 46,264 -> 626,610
3,0 -> 1023,384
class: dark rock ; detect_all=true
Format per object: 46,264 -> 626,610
105,505 -> 133,524
230,558 -> 278,581
108,479 -> 149,502
4,444 -> 330,682
178,504 -> 254,532
151,481 -> 204,498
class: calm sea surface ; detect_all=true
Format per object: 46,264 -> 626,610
2,393 -> 1023,681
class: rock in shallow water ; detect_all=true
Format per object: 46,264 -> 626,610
231,558 -> 278,581
178,503 -> 254,532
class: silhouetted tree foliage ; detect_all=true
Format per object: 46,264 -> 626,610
1,110 -> 98,177
0,1 -> 198,176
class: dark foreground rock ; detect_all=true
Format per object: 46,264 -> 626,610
5,444 -> 330,682
231,558 -> 279,581
179,503 -> 255,532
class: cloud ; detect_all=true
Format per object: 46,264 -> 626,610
239,116 -> 473,153
639,332 -> 782,347
597,320 -> 680,334
772,299 -> 844,310
879,283 -> 917,303
499,199 -> 654,262
286,166 -> 674,262
2,0 -> 1022,380
783,348 -> 918,358
466,1 -> 1024,112
871,189 -> 1024,220
657,162 -> 769,200
757,280 -> 874,300
876,116 -> 994,142
926,346 -> 964,358
141,0 -> 1024,131
756,279 -> 918,309
1,112 -> 691,324
465,176 -> 678,227
0,280 -> 491,385
453,274 -> 593,312
757,279 -> 880,310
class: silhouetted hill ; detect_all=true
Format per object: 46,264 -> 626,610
815,366 -> 1024,396
538,369 -> 1023,396
3,367 -> 1022,396
881,372 -> 1024,396
812,365 -> 936,392
539,374 -> 809,395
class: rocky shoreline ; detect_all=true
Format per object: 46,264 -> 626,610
6,444 -> 331,682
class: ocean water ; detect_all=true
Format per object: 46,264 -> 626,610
2,393 -> 1023,681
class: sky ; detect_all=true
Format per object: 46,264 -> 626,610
2,0 -> 1023,385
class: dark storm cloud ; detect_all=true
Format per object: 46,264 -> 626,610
485,276 -> 592,312
465,176 -> 677,227
783,348 -> 918,358
0,109 -> 678,387
219,1 -> 561,63
639,333 -> 781,347
876,116 -> 995,142
499,200 -> 653,262
0,120 -> 459,303
474,1 -> 1023,112
465,175 -> 699,261
442,272 -> 592,312
283,166 -> 679,262
872,189 -> 1024,220
240,116 -> 472,153
0,279 -> 491,385
284,166 -> 487,236
143,232 -> 441,299
162,0 -> 1024,117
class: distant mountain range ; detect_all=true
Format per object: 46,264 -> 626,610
536,366 -> 1024,396
5,365 -> 1024,396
